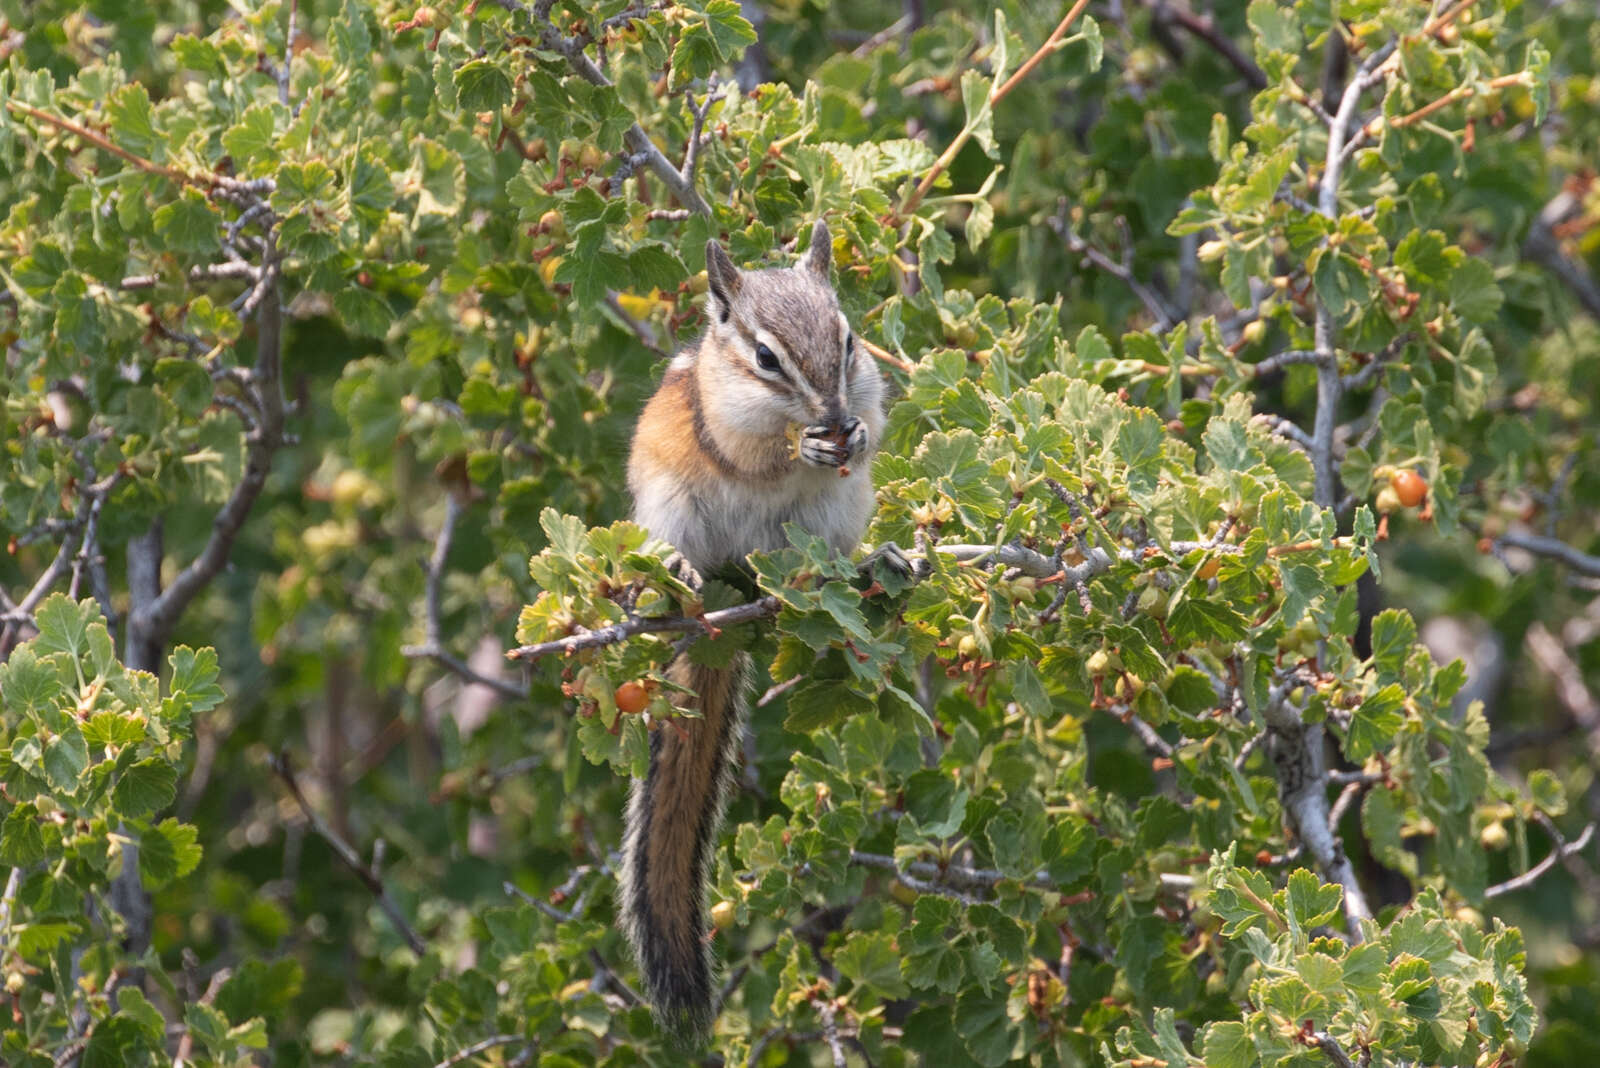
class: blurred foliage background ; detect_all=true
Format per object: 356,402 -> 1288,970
2,0 -> 1600,1065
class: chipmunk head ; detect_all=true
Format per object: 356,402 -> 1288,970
699,219 -> 861,436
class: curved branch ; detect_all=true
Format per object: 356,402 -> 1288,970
491,0 -> 712,216
1485,822 -> 1596,900
506,595 -> 781,662
902,0 -> 1093,215
1497,530 -> 1600,578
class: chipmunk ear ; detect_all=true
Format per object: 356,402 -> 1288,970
705,239 -> 742,323
801,217 -> 832,278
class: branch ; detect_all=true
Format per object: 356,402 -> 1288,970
491,0 -> 711,216
849,851 -> 1073,898
1311,1030 -> 1358,1068
402,495 -> 529,701
119,261 -> 261,291
1311,40 -> 1396,508
1144,1 -> 1267,90
858,336 -> 914,373
272,752 -> 428,955
130,259 -> 286,647
681,81 -> 723,187
278,0 -> 298,108
817,1000 -> 847,1068
1523,622 -> 1600,746
1523,191 -> 1600,321
3,100 -> 270,199
1049,204 -> 1178,331
505,531 -> 1329,664
431,1035 -> 526,1068
1252,349 -> 1321,376
1259,687 -> 1373,937
902,0 -> 1092,215
1496,530 -> 1600,578
506,595 -> 780,662
1342,333 -> 1412,391
1485,822 -> 1596,900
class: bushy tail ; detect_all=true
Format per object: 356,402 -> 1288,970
619,652 -> 749,1043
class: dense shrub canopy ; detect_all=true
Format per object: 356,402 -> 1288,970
2,0 -> 1599,1065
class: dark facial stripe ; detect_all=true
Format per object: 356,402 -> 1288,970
731,360 -> 791,394
686,369 -> 748,480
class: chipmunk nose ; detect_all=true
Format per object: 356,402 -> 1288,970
821,403 -> 849,433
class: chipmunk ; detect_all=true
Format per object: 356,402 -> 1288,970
620,218 -> 888,1042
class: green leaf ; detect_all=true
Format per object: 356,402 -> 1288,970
1345,683 -> 1406,762
834,931 -> 910,1000
32,594 -> 96,659
1201,1021 -> 1253,1068
783,680 -> 871,733
169,646 -> 225,713
1448,258 -> 1502,323
703,0 -> 758,60
1285,868 -> 1344,931
0,644 -> 63,716
955,989 -> 1021,1068
334,286 -> 394,338
1168,599 -> 1249,644
155,357 -> 214,419
454,59 -> 512,112
140,818 -> 202,890
171,34 -> 225,76
106,83 -> 160,158
114,759 -> 178,818
116,987 -> 168,1045
553,249 -> 629,310
222,104 -> 277,165
152,188 -> 220,255
1,803 -> 47,866
1528,769 -> 1567,817
1247,0 -> 1301,56
42,728 -> 89,792
960,70 -> 997,158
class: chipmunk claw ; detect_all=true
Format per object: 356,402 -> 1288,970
858,541 -> 924,582
663,551 -> 704,591
799,417 -> 865,469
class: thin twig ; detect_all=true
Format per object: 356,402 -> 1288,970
1049,203 -> 1177,330
1524,190 -> 1600,321
902,0 -> 1093,215
1497,530 -> 1600,578
173,967 -> 232,1067
402,495 -> 529,700
490,0 -> 711,215
431,1035 -> 525,1068
129,250 -> 286,650
1144,0 -> 1267,89
506,596 -> 780,662
272,753 -> 428,954
1485,823 -> 1596,899
1311,41 -> 1397,507
682,81 -> 723,186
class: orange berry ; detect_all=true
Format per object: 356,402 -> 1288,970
615,681 -> 649,714
1390,469 -> 1427,508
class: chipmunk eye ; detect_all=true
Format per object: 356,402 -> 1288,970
755,343 -> 782,374
845,334 -> 854,362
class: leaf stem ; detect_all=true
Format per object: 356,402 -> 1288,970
901,0 -> 1092,216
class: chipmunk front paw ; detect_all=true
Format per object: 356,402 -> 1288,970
798,417 -> 864,469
